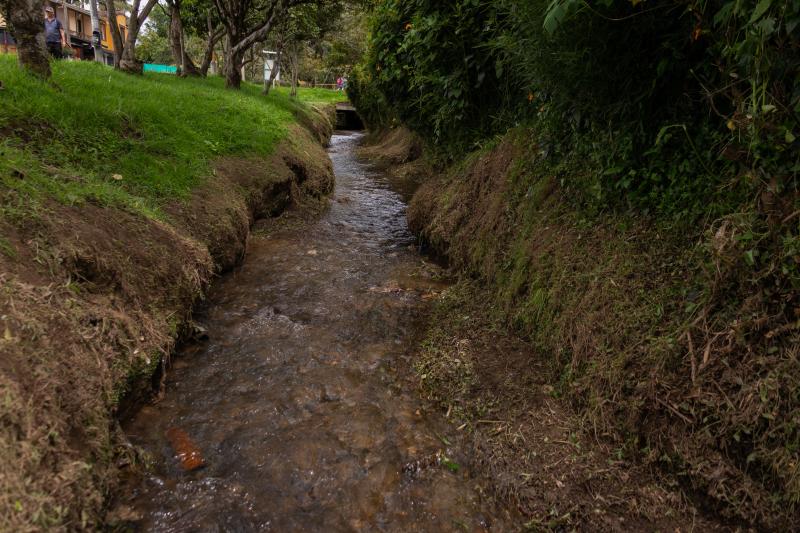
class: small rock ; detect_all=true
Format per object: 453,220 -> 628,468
165,427 -> 206,471
112,174 -> 123,181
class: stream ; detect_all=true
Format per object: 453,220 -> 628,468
119,132 -> 507,531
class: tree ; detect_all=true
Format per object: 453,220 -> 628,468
0,0 -> 50,78
212,0 -> 309,89
259,1 -> 343,95
180,0 -> 226,76
164,0 -> 201,75
104,0 -> 159,73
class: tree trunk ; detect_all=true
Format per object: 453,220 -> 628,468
106,0 -> 158,74
223,35 -> 242,89
289,43 -> 299,98
119,3 -> 142,74
104,0 -> 123,68
167,0 -> 199,77
213,0 -> 289,90
0,0 -> 51,78
199,10 -> 223,77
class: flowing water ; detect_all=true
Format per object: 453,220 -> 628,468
120,132 -> 507,531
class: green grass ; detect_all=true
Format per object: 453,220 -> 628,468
0,56 -> 343,218
270,85 -> 349,105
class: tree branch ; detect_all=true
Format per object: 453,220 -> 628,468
231,0 -> 286,55
138,0 -> 160,26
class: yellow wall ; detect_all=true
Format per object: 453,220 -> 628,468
100,14 -> 127,52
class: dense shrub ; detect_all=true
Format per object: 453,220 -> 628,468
346,64 -> 394,129
352,0 -> 523,150
354,0 -> 799,219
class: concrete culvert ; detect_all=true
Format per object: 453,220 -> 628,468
335,103 -> 364,130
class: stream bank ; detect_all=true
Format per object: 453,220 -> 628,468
359,127 -> 740,530
0,104 -> 334,530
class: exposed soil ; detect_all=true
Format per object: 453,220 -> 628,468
0,113 -> 335,531
357,126 -> 424,171
413,282 -> 728,531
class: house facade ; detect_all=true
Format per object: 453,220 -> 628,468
0,1 -> 127,64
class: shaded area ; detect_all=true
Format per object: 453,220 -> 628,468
335,103 -> 365,131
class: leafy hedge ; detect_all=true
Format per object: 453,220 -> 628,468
350,0 -> 799,219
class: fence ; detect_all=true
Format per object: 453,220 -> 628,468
143,63 -> 178,75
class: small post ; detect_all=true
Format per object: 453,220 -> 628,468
63,0 -> 70,57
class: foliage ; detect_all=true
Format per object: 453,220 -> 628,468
354,0 -> 799,220
352,0 -> 518,151
346,63 -> 393,128
136,28 -> 174,64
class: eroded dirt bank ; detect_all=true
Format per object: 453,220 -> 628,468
363,126 -> 797,530
0,110 -> 334,530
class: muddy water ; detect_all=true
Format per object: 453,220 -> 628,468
121,132 -> 507,531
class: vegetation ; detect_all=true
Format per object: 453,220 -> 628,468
351,0 -> 798,218
0,57 -> 338,531
0,56 -> 340,218
352,0 -> 800,527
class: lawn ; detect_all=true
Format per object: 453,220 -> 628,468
0,56 -> 345,220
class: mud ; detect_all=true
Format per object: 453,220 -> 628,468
116,132 -> 511,531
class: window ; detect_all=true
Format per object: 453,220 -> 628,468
76,16 -> 82,35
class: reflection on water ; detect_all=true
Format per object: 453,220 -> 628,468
121,132 -> 506,531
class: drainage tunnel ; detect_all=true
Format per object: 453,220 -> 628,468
336,103 -> 365,130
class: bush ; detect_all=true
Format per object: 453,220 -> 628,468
346,63 -> 393,129
354,0 -> 799,219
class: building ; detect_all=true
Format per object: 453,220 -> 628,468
0,1 -> 127,64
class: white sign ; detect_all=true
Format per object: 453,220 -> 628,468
264,52 -> 280,84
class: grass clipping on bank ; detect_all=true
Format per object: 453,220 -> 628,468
0,57 -> 341,531
408,128 -> 800,528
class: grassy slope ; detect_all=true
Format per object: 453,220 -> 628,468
407,127 -> 800,528
0,55 -> 344,221
0,58 -> 342,531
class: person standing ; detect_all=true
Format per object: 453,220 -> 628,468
44,6 -> 67,59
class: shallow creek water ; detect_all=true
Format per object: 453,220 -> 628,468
121,132 -> 507,531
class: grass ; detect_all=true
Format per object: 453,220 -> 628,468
0,56 -> 345,219
408,124 -> 800,528
271,85 -> 349,105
